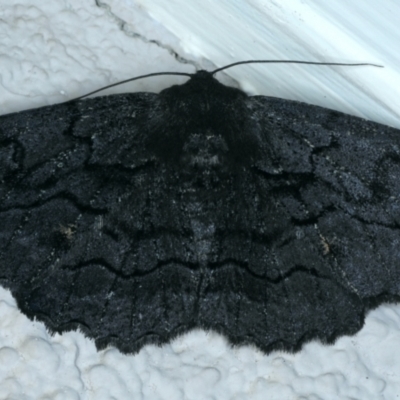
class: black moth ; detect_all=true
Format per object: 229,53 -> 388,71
1,61 -> 399,355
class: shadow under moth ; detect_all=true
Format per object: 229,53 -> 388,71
0,60 -> 399,355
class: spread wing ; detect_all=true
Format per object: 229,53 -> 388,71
1,84 -> 399,354
225,94 -> 400,350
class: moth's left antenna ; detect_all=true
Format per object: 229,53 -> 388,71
69,71 -> 193,101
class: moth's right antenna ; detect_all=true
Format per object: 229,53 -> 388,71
211,60 -> 383,75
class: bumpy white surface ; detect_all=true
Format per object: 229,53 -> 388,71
1,1 -> 400,399
1,285 -> 400,400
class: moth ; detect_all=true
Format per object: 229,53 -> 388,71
1,60 -> 399,354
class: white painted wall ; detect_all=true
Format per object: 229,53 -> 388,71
111,0 -> 400,128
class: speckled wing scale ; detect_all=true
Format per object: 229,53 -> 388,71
1,71 -> 400,354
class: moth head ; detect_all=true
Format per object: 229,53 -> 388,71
147,72 -> 261,172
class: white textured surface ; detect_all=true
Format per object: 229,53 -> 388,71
1,286 -> 400,400
1,1 -> 400,399
0,0 -> 199,115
